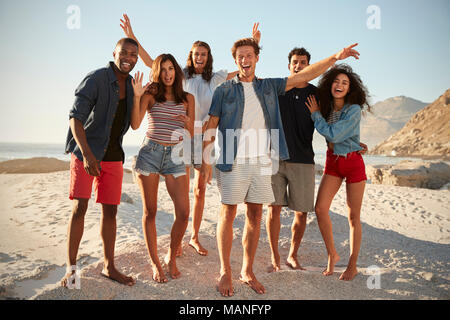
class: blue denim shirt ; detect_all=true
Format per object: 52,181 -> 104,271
208,75 -> 290,172
311,103 -> 363,156
64,62 -> 134,162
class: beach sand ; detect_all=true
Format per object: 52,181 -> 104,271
0,159 -> 449,300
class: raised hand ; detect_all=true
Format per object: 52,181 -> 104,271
252,22 -> 261,44
132,71 -> 150,98
335,43 -> 360,61
305,95 -> 320,114
120,14 -> 135,38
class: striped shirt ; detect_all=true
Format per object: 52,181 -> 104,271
327,109 -> 342,124
326,109 -> 342,150
147,101 -> 186,144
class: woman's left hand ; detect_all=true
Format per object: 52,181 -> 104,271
305,95 -> 320,114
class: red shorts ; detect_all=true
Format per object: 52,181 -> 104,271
324,149 -> 367,184
69,153 -> 124,205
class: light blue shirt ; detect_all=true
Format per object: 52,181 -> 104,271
311,104 -> 363,156
209,75 -> 290,172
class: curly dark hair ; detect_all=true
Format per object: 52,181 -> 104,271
184,41 -> 214,82
317,64 -> 371,120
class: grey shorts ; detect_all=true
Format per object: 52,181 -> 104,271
271,161 -> 315,212
216,156 -> 275,205
134,137 -> 186,178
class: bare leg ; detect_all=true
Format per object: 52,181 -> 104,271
100,203 -> 136,286
137,173 -> 167,283
217,204 -> 237,297
189,168 -> 208,255
61,198 -> 88,287
315,174 -> 343,276
240,202 -> 265,294
286,211 -> 307,270
164,174 -> 190,279
340,180 -> 365,281
266,205 -> 282,272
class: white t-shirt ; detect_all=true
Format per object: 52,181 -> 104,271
235,81 -> 270,159
183,70 -> 228,125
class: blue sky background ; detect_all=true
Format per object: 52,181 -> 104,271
0,0 -> 448,146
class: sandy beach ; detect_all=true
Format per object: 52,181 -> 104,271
0,158 -> 449,300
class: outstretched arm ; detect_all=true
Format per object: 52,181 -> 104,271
285,43 -> 360,91
226,22 -> 261,80
120,14 -> 154,68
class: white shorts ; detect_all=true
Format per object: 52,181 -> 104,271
216,156 -> 275,205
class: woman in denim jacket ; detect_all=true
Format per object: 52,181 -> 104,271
306,64 -> 370,281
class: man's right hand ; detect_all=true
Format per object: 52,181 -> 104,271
83,152 -> 101,176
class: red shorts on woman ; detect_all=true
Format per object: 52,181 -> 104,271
324,149 -> 367,183
69,153 -> 123,205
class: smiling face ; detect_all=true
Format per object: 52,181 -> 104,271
192,45 -> 209,74
235,45 -> 259,82
113,42 -> 138,74
331,73 -> 350,100
160,59 -> 176,87
289,54 -> 309,75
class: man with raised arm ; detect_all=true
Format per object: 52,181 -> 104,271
201,38 -> 359,297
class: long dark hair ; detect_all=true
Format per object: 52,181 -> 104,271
317,64 -> 371,120
184,41 -> 213,82
152,54 -> 187,104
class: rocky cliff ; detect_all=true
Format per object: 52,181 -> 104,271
370,89 -> 450,159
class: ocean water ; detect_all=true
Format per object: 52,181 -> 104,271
0,142 -> 426,170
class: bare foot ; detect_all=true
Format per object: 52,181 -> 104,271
61,271 -> 77,288
339,266 -> 358,281
101,267 -> 136,286
239,272 -> 266,294
323,253 -> 340,276
151,264 -> 168,283
286,256 -> 306,270
267,253 -> 281,273
217,273 -> 234,297
189,239 -> 208,256
164,255 -> 181,279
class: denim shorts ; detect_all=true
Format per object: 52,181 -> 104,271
134,137 -> 186,178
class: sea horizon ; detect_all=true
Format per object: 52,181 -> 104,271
0,141 -> 442,170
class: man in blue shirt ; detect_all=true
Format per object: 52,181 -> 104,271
201,37 -> 360,297
62,38 -> 138,287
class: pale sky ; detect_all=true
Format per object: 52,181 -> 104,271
0,0 -> 449,146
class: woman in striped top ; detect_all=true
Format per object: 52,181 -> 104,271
306,64 -> 371,281
120,14 -> 260,257
131,53 -> 194,283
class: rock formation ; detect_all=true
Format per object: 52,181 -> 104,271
370,89 -> 450,159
